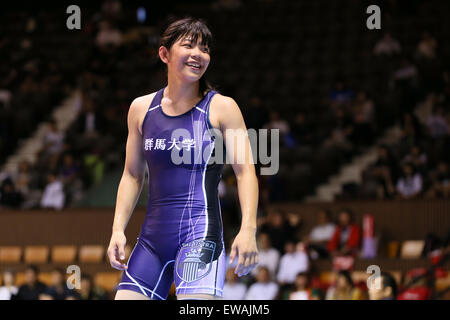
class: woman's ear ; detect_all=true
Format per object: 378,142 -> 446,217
159,46 -> 170,64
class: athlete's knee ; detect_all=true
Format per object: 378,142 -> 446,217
115,289 -> 153,300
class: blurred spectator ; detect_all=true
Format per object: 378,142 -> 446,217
40,172 -> 65,210
416,31 -> 437,60
392,58 -> 418,89
0,269 -> 18,300
0,177 -> 24,208
426,105 -> 449,139
288,272 -> 321,300
60,154 -> 81,184
395,163 -> 423,199
425,161 -> 450,198
258,209 -> 301,253
74,97 -> 107,143
263,111 -> 290,134
291,111 -> 314,145
15,265 -> 47,300
329,80 -> 354,111
399,112 -> 424,151
77,274 -> 109,300
13,160 -> 33,195
41,120 -> 65,157
397,268 -> 432,300
327,209 -> 361,257
96,21 -> 123,48
323,108 -> 354,152
263,111 -> 294,147
243,96 -> 268,130
276,241 -> 309,285
101,0 -> 122,21
39,268 -> 81,300
60,153 -> 84,203
325,270 -> 364,300
0,88 -> 12,109
83,146 -> 106,186
351,91 -> 375,145
374,33 -> 401,56
367,145 -> 398,199
304,209 -> 336,259
223,267 -> 247,300
251,232 -> 280,278
19,75 -> 39,94
402,145 -> 427,175
368,272 -> 398,300
245,266 -> 278,300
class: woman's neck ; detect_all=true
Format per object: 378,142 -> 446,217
165,74 -> 200,107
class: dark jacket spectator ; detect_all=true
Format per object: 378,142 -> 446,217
40,269 -> 81,300
0,178 -> 23,208
259,209 -> 301,253
77,274 -> 109,300
15,265 -> 47,300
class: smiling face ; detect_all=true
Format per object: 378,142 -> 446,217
159,35 -> 211,84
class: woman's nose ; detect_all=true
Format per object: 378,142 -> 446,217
190,46 -> 202,58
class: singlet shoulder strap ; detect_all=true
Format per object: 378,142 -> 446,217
147,87 -> 164,112
203,90 -> 217,131
141,88 -> 164,135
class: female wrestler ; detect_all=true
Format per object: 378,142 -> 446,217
107,17 -> 259,300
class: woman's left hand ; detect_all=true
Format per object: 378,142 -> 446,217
229,228 -> 259,277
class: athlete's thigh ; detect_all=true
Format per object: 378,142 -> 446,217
174,238 -> 226,298
115,289 -> 152,300
117,237 -> 175,300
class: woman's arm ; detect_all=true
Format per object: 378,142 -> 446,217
215,95 -> 259,277
107,97 -> 147,270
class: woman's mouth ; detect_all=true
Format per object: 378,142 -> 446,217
185,62 -> 201,71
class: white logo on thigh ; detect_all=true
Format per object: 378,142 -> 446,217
176,240 -> 216,283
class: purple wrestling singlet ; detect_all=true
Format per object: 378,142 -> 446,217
117,87 -> 226,299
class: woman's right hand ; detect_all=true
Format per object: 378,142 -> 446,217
107,231 -> 128,270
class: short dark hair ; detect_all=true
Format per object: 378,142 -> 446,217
380,272 -> 397,298
295,272 -> 310,284
338,208 -> 354,222
159,17 -> 215,96
318,208 -> 332,220
337,270 -> 354,287
26,264 -> 39,275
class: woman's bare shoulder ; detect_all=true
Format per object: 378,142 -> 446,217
131,91 -> 159,110
129,91 -> 159,135
209,93 -> 242,129
210,92 -> 238,108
